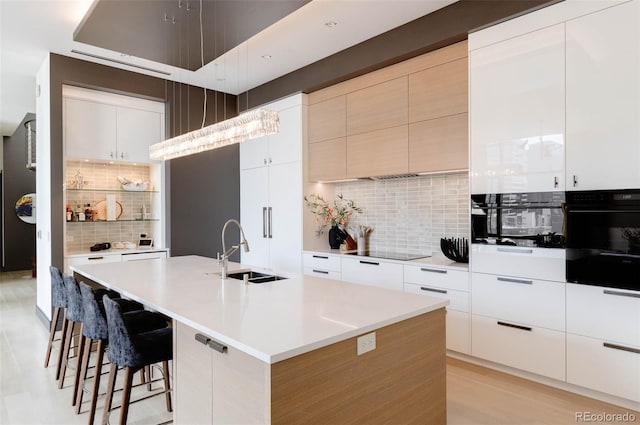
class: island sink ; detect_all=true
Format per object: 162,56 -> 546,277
226,270 -> 287,284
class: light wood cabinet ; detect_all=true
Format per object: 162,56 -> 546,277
308,138 -> 347,182
346,77 -> 408,136
346,125 -> 408,178
308,96 -> 346,143
409,113 -> 468,173
409,57 -> 468,123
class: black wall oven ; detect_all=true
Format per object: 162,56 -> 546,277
566,189 -> 640,291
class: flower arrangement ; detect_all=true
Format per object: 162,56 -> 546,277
304,193 -> 362,237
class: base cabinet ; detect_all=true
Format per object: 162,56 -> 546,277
341,257 -> 403,291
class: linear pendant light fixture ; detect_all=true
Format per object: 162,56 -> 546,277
149,0 -> 280,161
149,108 -> 279,160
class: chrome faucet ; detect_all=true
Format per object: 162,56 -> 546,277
218,219 -> 250,279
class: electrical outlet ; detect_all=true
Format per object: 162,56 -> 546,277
357,332 -> 376,356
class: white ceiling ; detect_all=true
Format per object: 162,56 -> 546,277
0,0 -> 456,137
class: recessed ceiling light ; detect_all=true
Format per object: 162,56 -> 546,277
261,55 -> 272,60
324,21 -> 338,28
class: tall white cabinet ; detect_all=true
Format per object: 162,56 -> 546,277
566,0 -> 640,191
240,94 -> 307,274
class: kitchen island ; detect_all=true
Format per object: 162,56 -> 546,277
72,255 -> 448,424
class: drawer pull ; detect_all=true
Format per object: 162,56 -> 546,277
195,333 -> 210,345
497,277 -> 533,285
603,290 -> 640,299
497,321 -> 532,332
603,342 -> 640,355
208,339 -> 228,354
88,256 -> 104,260
360,260 -> 379,266
312,269 -> 329,274
420,287 -> 448,294
420,267 -> 447,274
497,247 -> 533,254
312,255 -> 329,259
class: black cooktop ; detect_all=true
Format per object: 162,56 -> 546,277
346,251 -> 431,261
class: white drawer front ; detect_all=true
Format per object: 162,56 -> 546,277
121,251 -> 167,262
404,282 -> 468,312
404,265 -> 469,291
447,310 -> 470,354
341,257 -> 403,291
303,252 -> 341,272
66,253 -> 121,273
472,272 -> 565,331
303,267 -> 341,280
472,314 -> 565,381
567,284 -> 640,347
471,245 -> 565,282
567,333 -> 640,402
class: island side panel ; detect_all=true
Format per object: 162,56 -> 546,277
270,308 -> 447,424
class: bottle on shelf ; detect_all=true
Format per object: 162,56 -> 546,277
84,204 -> 93,221
76,204 -> 85,222
66,204 -> 73,222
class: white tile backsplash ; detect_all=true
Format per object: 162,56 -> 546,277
334,172 -> 470,255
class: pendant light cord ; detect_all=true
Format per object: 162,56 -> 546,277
200,0 -> 207,128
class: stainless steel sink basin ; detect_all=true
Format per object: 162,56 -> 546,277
226,271 -> 287,284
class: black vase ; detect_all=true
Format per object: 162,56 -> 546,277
328,226 -> 345,249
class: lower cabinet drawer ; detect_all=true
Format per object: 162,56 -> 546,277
65,254 -> 121,273
447,310 -> 470,354
304,267 -> 341,280
341,257 -> 403,291
404,264 -> 469,291
403,282 -> 469,312
567,333 -> 640,402
303,252 -> 341,272
121,251 -> 167,262
471,314 -> 565,381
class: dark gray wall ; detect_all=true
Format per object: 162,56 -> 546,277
3,113 -> 36,271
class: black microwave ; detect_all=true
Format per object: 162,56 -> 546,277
566,189 -> 640,291
471,192 -> 566,248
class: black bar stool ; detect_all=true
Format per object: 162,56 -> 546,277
102,296 -> 173,425
44,266 -> 68,381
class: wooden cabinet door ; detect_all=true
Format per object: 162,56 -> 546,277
566,0 -> 640,191
409,57 -> 468,123
64,97 -> 117,160
409,113 -> 468,173
469,23 -> 565,194
346,126 -> 408,178
116,106 -> 162,163
308,138 -> 347,182
346,77 -> 408,135
309,96 -> 346,143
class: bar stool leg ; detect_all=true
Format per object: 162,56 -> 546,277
71,329 -> 86,405
119,367 -> 135,425
55,314 -> 69,380
101,363 -> 118,425
75,336 -> 93,413
58,320 -> 75,388
87,340 -> 106,425
162,361 -> 172,412
44,306 -> 60,367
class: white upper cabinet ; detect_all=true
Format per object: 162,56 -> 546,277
566,0 -> 640,191
470,23 -> 565,194
63,86 -> 165,163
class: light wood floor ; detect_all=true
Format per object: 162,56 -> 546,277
1,270 -> 637,424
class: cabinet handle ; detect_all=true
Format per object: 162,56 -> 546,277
120,152 -> 124,159
497,247 -> 533,254
263,158 -> 267,165
262,207 -> 267,238
88,256 -> 104,260
359,260 -> 379,266
497,277 -> 533,285
195,333 -> 210,345
267,207 -> 273,238
269,157 -> 272,164
208,339 -> 228,354
603,342 -> 640,355
497,321 -> 532,332
554,176 -> 559,188
312,269 -> 329,275
603,289 -> 640,299
420,286 -> 448,294
573,175 -> 578,187
312,255 -> 329,259
420,267 -> 447,274
110,152 -> 114,159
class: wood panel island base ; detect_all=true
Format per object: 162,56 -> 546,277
72,255 -> 448,424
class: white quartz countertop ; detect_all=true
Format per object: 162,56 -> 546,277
66,247 -> 169,257
71,255 -> 448,364
304,249 -> 469,271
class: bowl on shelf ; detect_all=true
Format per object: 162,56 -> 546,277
117,176 -> 150,191
440,237 -> 469,263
